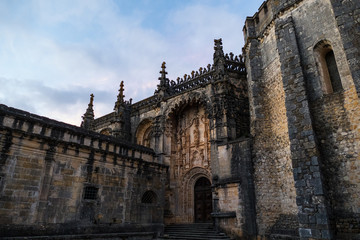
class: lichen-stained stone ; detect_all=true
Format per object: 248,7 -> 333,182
0,104 -> 167,237
0,0 -> 359,239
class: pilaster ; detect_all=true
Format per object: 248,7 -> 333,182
275,16 -> 333,239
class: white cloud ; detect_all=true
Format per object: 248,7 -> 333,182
0,0 -> 258,125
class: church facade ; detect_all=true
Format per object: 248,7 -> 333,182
0,0 -> 359,239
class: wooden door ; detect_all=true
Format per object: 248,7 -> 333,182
194,177 -> 212,223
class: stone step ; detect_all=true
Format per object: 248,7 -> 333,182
165,230 -> 218,235
269,234 -> 300,240
160,224 -> 231,240
2,232 -> 155,240
163,233 -> 228,237
160,237 -> 230,240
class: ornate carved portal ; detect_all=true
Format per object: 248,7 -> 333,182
165,103 -> 212,223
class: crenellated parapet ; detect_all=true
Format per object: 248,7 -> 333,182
225,53 -> 246,73
169,64 -> 215,95
168,52 -> 246,93
132,50 -> 245,112
243,0 -> 303,46
153,40 -> 245,100
0,104 -> 159,161
131,95 -> 161,110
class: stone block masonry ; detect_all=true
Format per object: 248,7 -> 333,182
1,0 -> 359,239
275,15 -> 332,239
330,0 -> 360,96
0,104 -> 168,237
244,7 -> 298,238
244,0 -> 359,238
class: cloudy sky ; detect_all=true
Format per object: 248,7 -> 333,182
0,0 -> 263,125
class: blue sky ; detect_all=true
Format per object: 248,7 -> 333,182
0,0 -> 264,125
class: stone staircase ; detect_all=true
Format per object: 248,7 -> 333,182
159,223 -> 231,240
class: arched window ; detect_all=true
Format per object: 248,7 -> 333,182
142,127 -> 152,148
314,40 -> 342,94
141,190 -> 157,204
135,119 -> 153,148
100,128 -> 111,136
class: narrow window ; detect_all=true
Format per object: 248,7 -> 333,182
83,186 -> 98,200
264,4 -> 268,14
141,190 -> 157,204
314,40 -> 343,94
325,51 -> 342,92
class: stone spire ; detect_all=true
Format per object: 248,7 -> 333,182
155,62 -> 170,98
112,81 -> 131,140
213,38 -> 226,75
114,81 -> 125,110
81,93 -> 95,130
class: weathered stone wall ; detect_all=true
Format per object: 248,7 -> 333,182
289,0 -> 355,101
2,1 -> 358,239
330,0 -> 360,96
284,0 -> 360,237
0,105 -> 167,237
310,86 -> 360,235
244,16 -> 298,237
245,0 -> 360,238
212,139 -> 256,239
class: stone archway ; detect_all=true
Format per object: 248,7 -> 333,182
180,167 -> 212,223
163,96 -> 212,224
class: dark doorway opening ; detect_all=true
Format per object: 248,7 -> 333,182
194,177 -> 212,223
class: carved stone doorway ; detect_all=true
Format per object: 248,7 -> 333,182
194,177 -> 212,223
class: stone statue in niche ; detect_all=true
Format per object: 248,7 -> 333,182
171,105 -> 211,179
192,151 -> 201,166
193,127 -> 200,146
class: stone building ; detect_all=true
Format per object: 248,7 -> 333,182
0,0 -> 359,239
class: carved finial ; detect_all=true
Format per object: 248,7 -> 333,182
155,61 -> 170,97
229,52 -> 234,60
191,71 -> 195,78
114,81 -> 125,109
81,93 -> 95,129
214,38 -> 223,51
90,93 -> 94,105
119,81 -> 125,102
199,67 -> 203,74
160,61 -> 167,79
213,38 -> 225,74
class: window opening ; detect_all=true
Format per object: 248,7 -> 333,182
314,40 -> 343,94
84,186 -> 98,200
141,190 -> 157,204
325,51 -> 342,92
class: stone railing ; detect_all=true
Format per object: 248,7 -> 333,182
132,53 -> 246,109
0,104 -> 157,159
170,68 -> 215,94
131,95 -> 161,109
225,53 -> 246,73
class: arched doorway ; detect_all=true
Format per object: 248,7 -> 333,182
194,177 -> 212,223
